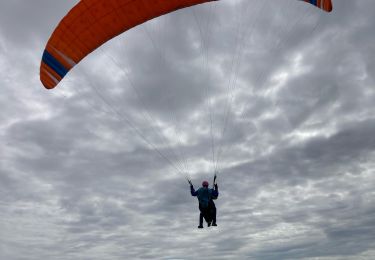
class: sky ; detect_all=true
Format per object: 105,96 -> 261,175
1,0 -> 375,259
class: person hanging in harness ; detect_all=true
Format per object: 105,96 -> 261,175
189,174 -> 219,228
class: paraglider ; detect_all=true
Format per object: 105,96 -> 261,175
39,0 -> 333,229
189,175 -> 219,228
40,0 -> 332,89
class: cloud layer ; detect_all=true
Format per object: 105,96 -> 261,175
1,0 -> 375,259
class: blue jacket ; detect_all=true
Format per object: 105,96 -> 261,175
191,185 -> 218,208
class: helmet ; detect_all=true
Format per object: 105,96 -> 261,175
202,181 -> 209,187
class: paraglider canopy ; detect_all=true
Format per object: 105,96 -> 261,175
40,0 -> 332,89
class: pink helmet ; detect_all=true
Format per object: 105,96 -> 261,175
202,181 -> 209,187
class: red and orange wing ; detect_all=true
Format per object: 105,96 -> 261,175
302,0 -> 333,12
40,0 -> 217,89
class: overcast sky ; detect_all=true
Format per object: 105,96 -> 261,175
1,0 -> 375,259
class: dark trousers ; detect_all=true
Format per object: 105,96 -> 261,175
199,201 -> 216,225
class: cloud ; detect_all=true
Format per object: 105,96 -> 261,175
1,0 -> 375,259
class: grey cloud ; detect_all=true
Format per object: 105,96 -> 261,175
2,0 -> 375,259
